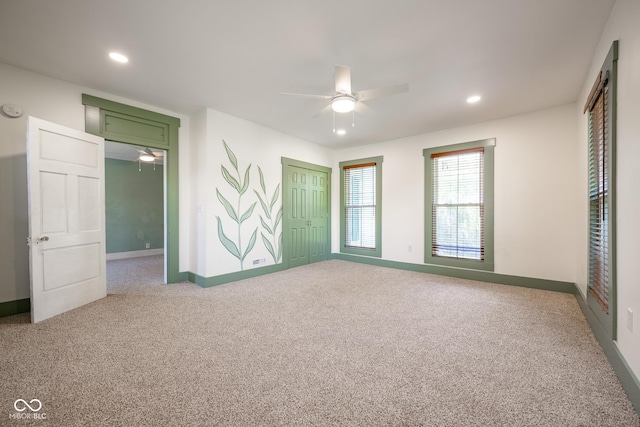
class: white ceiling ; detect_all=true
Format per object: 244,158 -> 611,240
0,0 -> 614,148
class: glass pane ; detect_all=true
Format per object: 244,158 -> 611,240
344,164 -> 377,250
457,206 -> 482,259
346,206 -> 376,249
432,150 -> 484,261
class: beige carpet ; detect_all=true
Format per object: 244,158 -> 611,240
1,257 -> 638,426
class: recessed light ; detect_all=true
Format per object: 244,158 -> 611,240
336,129 -> 346,135
109,52 -> 129,63
467,95 -> 481,103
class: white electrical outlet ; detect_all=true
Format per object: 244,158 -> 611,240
627,308 -> 633,333
145,243 -> 151,249
408,245 -> 412,252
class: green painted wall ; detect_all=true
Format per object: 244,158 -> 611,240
105,158 -> 164,253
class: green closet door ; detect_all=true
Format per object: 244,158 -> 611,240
285,165 -> 329,268
308,169 -> 329,264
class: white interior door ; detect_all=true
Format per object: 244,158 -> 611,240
27,116 -> 106,323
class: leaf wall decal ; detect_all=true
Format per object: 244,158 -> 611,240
274,207 -> 283,230
254,166 -> 282,264
242,228 -> 258,261
270,183 -> 280,209
259,216 -> 273,234
216,216 -> 241,259
254,190 -> 271,220
261,233 -> 275,260
223,140 -> 238,171
258,166 -> 266,194
221,165 -> 241,192
240,202 -> 257,224
277,231 -> 283,262
240,165 -> 251,195
216,189 -> 239,223
216,141 -> 256,270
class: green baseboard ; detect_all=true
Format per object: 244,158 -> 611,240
0,298 -> 30,318
189,263 -> 287,288
188,254 -> 577,293
331,253 -> 577,294
575,293 -> 640,414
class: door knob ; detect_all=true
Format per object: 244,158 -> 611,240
38,236 -> 50,242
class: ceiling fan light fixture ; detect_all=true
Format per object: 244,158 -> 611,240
139,154 -> 155,162
332,95 -> 356,113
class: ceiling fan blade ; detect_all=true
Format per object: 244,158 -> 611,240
354,102 -> 373,115
355,83 -> 409,102
334,65 -> 352,94
282,92 -> 333,100
311,103 -> 333,119
143,147 -> 156,157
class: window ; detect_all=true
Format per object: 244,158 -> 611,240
423,139 -> 494,271
584,41 -> 617,338
340,156 -> 382,257
587,74 -> 610,313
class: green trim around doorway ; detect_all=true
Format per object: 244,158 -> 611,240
0,298 -> 30,317
280,158 -> 332,177
82,94 -> 186,283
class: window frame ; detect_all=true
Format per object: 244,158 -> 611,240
584,41 -> 617,340
423,139 -> 495,271
339,156 -> 383,258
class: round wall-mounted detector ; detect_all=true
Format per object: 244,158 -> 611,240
2,104 -> 23,118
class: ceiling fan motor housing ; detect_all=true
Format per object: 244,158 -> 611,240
332,94 -> 356,113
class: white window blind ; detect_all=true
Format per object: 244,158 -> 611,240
586,72 -> 609,313
344,163 -> 376,250
431,148 -> 484,260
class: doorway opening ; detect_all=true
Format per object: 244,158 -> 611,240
82,93 -> 185,283
104,141 -> 166,291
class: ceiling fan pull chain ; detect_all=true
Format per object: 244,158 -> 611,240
352,110 -> 355,128
332,111 -> 336,133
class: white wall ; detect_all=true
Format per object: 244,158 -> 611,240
0,62 -> 191,303
197,109 -> 332,277
189,108 -> 208,276
332,104 -> 579,284
576,0 -> 640,381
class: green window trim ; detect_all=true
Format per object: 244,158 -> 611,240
339,156 -> 383,258
584,40 -> 618,340
423,139 -> 495,271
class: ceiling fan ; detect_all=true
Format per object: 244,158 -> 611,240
283,65 -> 409,132
137,147 -> 162,162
